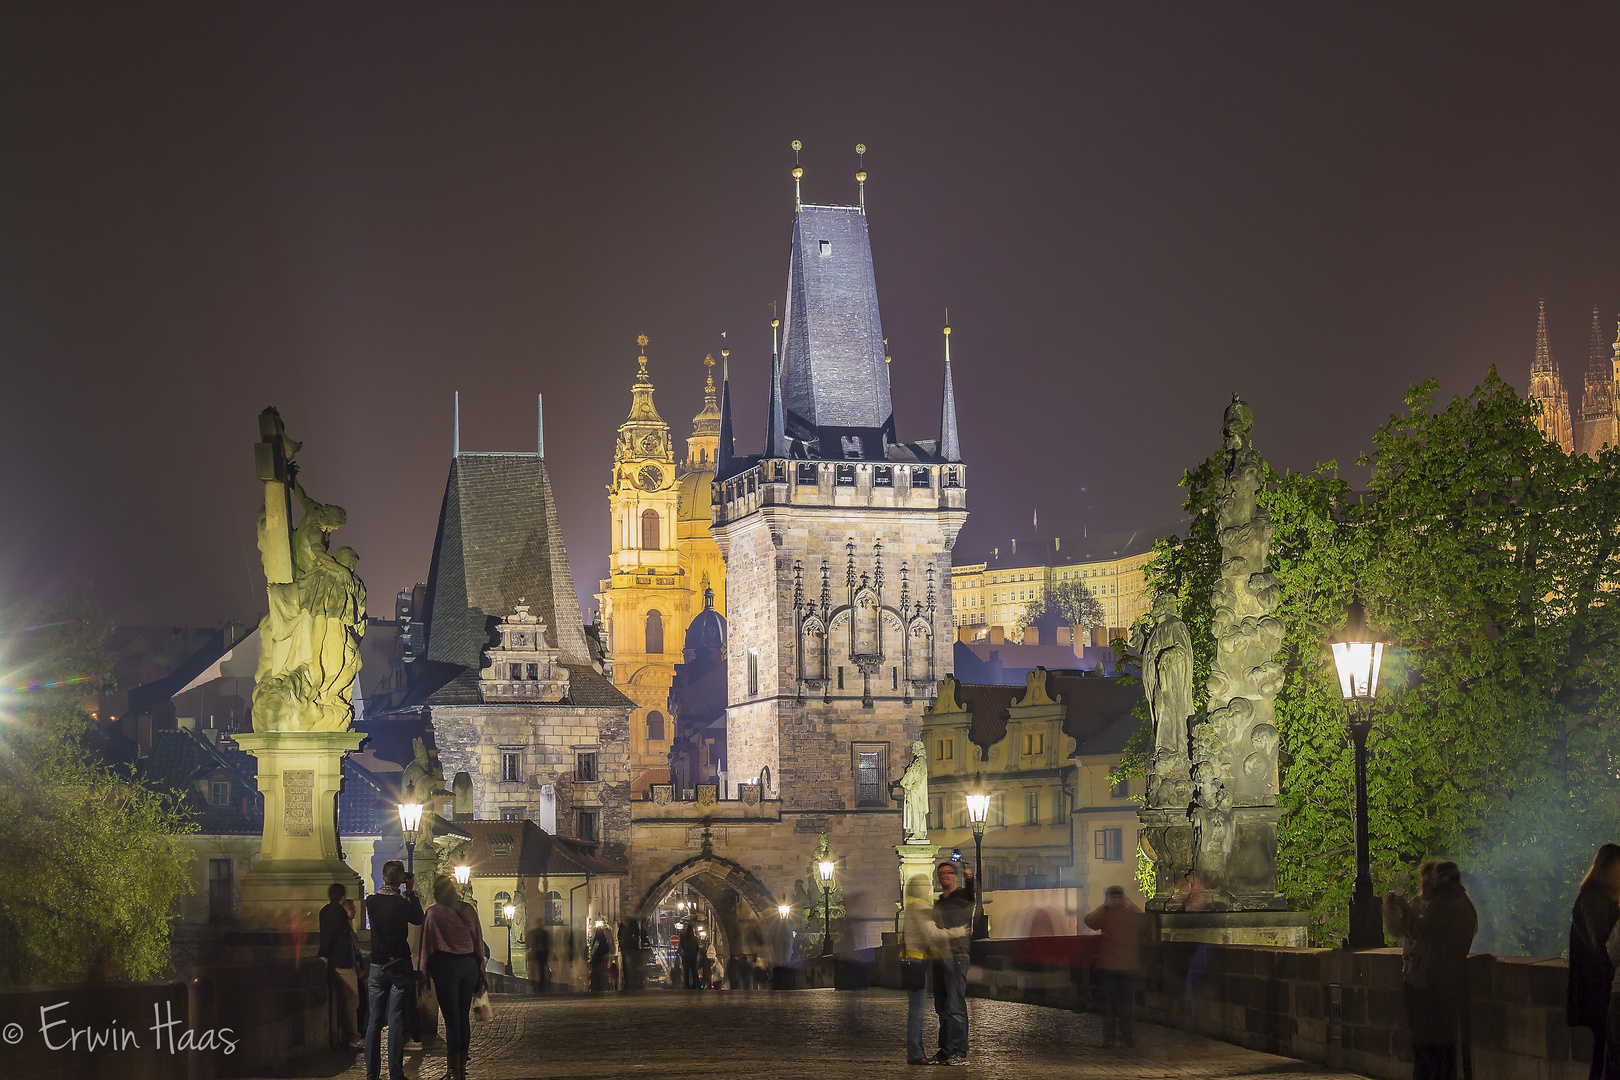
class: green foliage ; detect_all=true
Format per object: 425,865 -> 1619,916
1012,579 -> 1104,643
0,599 -> 195,984
1140,370 -> 1620,951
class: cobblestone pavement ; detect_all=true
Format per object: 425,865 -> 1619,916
300,990 -> 1369,1080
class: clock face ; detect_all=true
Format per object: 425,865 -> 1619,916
637,465 -> 663,491
640,433 -> 661,453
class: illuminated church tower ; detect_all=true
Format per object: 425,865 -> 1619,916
1574,306 -> 1619,456
598,338 -> 726,782
1529,299 -> 1574,453
709,158 -> 967,947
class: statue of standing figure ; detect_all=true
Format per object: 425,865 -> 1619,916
252,407 -> 367,732
1134,593 -> 1195,808
896,740 -> 930,843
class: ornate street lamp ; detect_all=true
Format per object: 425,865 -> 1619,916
965,783 -> 992,939
396,781 -> 424,875
777,903 -> 791,919
1331,600 -> 1386,950
504,903 -> 517,973
817,858 -> 836,957
453,862 -> 471,901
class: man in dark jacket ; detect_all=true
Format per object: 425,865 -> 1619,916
932,860 -> 975,1065
364,861 -> 424,1080
318,883 -> 361,1048
1385,860 -> 1477,1080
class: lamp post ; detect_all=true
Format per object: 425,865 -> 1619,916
504,903 -> 517,973
1331,601 -> 1386,950
965,782 -> 992,939
396,782 -> 424,876
817,858 -> 835,957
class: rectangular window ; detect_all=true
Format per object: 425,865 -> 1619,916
1025,790 -> 1040,825
954,796 -> 968,829
855,748 -> 883,807
1022,732 -> 1044,756
576,752 -> 598,782
990,793 -> 1006,828
210,781 -> 229,806
927,796 -> 943,832
837,667 -> 845,690
500,806 -> 527,821
836,463 -> 857,484
1110,777 -> 1129,798
1095,828 -> 1124,862
911,467 -> 932,488
891,667 -> 898,690
747,649 -> 759,696
944,468 -> 961,488
577,810 -> 600,842
208,859 -> 233,924
935,738 -> 954,761
873,465 -> 893,487
797,462 -> 818,484
510,663 -> 524,680
502,753 -> 521,783
526,662 -> 539,680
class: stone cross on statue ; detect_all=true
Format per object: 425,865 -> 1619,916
254,408 -> 301,585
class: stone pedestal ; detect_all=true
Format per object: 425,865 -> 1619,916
895,842 -> 939,895
1156,910 -> 1310,947
235,730 -> 364,930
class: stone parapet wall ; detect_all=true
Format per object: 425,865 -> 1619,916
964,938 -> 1590,1080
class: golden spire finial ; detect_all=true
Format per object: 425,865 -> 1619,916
703,352 -> 715,394
943,312 -> 952,364
636,333 -> 650,376
791,139 -> 803,210
856,143 -> 867,213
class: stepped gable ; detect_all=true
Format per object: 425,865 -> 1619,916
423,453 -> 590,668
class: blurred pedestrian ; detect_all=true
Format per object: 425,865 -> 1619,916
1571,844 -> 1620,1080
1385,859 -> 1477,1080
343,898 -> 368,1036
1085,885 -> 1146,1048
590,921 -> 613,992
319,883 -> 364,1050
902,875 -> 959,1064
364,861 -> 424,1080
679,928 -> 701,989
527,917 -> 552,995
419,876 -> 487,1080
931,859 -> 975,1065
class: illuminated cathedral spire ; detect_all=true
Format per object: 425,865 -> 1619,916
1529,299 -> 1574,452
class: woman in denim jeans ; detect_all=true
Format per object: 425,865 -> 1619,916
419,876 -> 488,1080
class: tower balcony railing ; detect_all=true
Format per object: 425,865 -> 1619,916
713,459 -> 967,524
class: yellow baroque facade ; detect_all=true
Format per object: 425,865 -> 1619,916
597,339 -> 725,784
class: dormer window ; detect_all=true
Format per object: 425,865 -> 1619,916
818,239 -> 831,256
210,781 -> 229,806
840,436 -> 863,459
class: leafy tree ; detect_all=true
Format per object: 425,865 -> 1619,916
0,599 -> 195,984
1012,579 -> 1104,642
1127,370 -> 1620,951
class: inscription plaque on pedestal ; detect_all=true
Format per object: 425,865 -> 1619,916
283,769 -> 314,837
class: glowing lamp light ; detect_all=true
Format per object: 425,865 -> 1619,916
396,785 -> 424,842
1330,601 -> 1385,702
594,919 -> 605,929
453,864 -> 471,886
503,904 -> 516,921
777,903 -> 791,918
698,929 -> 707,938
675,921 -> 685,929
817,859 -> 835,883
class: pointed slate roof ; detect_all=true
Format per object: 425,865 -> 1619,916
940,341 -> 961,462
423,453 -> 590,668
779,205 -> 895,449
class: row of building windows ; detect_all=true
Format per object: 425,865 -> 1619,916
500,750 -> 597,784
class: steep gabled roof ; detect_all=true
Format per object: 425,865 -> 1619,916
422,453 -> 589,668
457,819 -> 627,878
779,205 -> 895,448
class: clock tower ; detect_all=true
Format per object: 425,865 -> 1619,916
598,336 -> 705,781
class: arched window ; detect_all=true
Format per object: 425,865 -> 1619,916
646,711 -> 665,741
493,890 -> 513,925
645,610 -> 664,654
641,509 -> 660,550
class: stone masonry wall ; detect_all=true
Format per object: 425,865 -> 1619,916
433,702 -> 632,862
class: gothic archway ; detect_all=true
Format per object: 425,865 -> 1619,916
632,852 -> 786,966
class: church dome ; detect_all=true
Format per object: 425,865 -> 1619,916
683,587 -> 727,653
677,467 -> 715,524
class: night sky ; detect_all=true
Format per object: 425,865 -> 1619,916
4,5 -> 1619,629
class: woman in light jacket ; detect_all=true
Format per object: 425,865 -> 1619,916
902,874 -> 962,1065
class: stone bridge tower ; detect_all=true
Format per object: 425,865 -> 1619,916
696,187 -> 968,949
